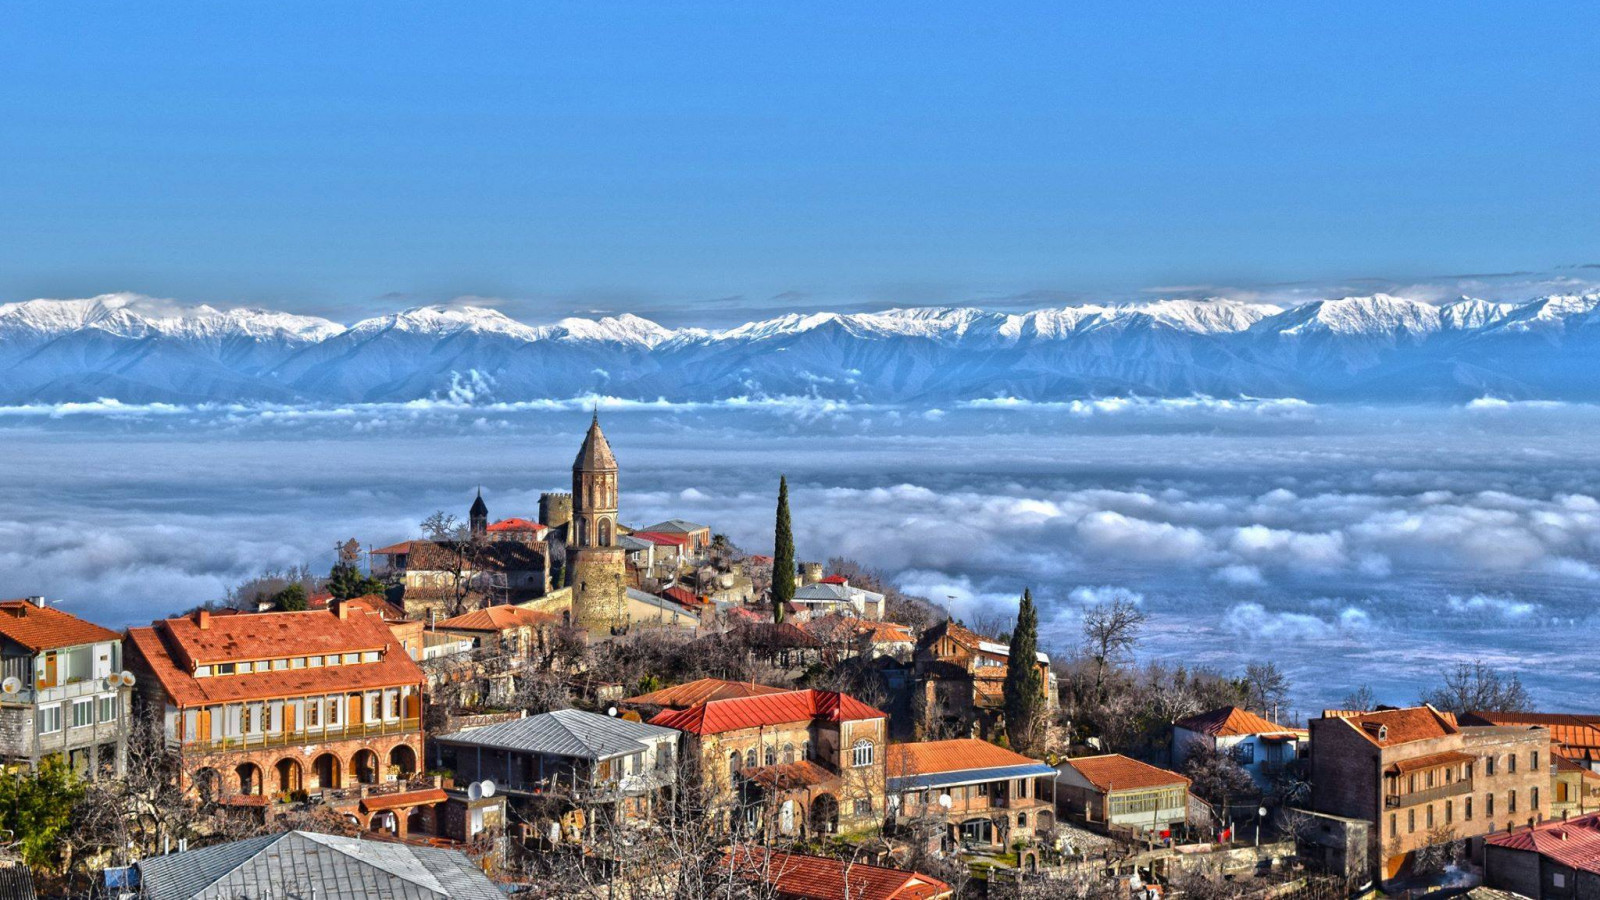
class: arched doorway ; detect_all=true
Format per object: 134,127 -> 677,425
371,810 -> 399,835
352,749 -> 380,784
389,744 -> 417,778
810,794 -> 839,835
313,753 -> 341,791
235,763 -> 262,796
1036,809 -> 1055,832
275,758 -> 303,795
194,767 -> 221,803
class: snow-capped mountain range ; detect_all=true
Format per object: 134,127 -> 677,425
4,291 -> 1600,404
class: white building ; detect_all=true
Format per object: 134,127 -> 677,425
791,576 -> 885,621
1172,705 -> 1306,791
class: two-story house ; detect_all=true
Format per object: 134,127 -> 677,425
649,688 -> 888,838
887,738 -> 1059,850
432,708 -> 681,844
1055,754 -> 1191,838
124,603 -> 427,812
0,597 -> 131,777
911,620 -> 1056,740
1172,705 -> 1306,793
1308,705 -> 1550,881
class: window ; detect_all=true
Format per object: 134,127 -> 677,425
802,740 -> 811,760
309,656 -> 324,668
783,743 -> 795,764
745,749 -> 757,769
327,697 -> 341,726
851,740 -> 874,768
853,798 -> 872,817
241,705 -> 253,733
1466,797 -> 1473,820
386,690 -> 400,720
1426,805 -> 1434,828
764,745 -> 776,766
99,695 -> 116,723
1445,800 -> 1452,824
1509,754 -> 1517,774
1233,743 -> 1255,765
72,699 -> 93,728
361,651 -> 380,663
367,693 -> 381,721
307,700 -> 320,727
1532,750 -> 1540,771
1018,812 -> 1028,827
271,659 -> 287,671
38,704 -> 61,734
343,653 -> 359,665
1532,787 -> 1540,809
1486,756 -> 1496,776
1018,779 -> 1029,799
1407,809 -> 1415,833
291,657 -> 305,669
1487,793 -> 1495,817
326,655 -> 339,668
215,663 -> 235,675
977,782 -> 990,797
194,665 -> 212,677
729,752 -> 742,777
1510,789 -> 1518,813
1390,813 -> 1398,836
1408,774 -> 1417,793
237,661 -> 253,674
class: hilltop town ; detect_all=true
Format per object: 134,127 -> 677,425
0,417 -> 1593,900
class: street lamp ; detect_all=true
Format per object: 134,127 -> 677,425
1256,806 -> 1268,847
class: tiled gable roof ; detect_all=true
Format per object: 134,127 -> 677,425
487,517 -> 545,534
1061,754 -> 1190,792
649,689 -> 886,735
621,677 -> 788,710
1335,705 -> 1458,747
887,738 -> 1043,777
435,605 -> 559,633
0,600 -> 119,652
1461,711 -> 1600,753
1487,812 -> 1600,874
1175,706 -> 1300,738
723,847 -> 951,900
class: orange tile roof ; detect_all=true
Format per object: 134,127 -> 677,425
0,600 -> 120,652
1061,754 -> 1190,792
649,689 -> 886,735
887,739 -> 1043,777
1387,750 -> 1476,775
434,605 -> 559,633
1487,812 -> 1600,874
487,517 -> 544,533
126,608 -> 425,708
1462,711 -> 1600,752
723,847 -> 951,900
621,677 -> 789,709
1176,706 -> 1300,738
1333,706 -> 1458,747
804,615 -> 914,645
371,541 -> 414,555
741,760 -> 836,791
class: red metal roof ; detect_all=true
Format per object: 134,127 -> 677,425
632,531 -> 691,547
0,600 -> 120,652
723,847 -> 951,900
1487,812 -> 1600,874
818,575 -> 849,585
621,677 -> 789,709
649,689 -> 886,735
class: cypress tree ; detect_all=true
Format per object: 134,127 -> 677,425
772,475 -> 795,625
1002,588 -> 1044,753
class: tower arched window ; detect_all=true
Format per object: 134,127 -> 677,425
576,518 -> 588,546
765,745 -> 776,766
782,743 -> 795,764
729,751 -> 742,777
745,749 -> 757,770
599,519 -> 613,547
851,739 -> 874,768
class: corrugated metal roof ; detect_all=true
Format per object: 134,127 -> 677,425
436,708 -> 679,760
135,830 -> 501,899
889,763 -> 1060,793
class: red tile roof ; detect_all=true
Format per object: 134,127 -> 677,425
126,607 -> 425,708
1487,812 -> 1600,874
0,600 -> 120,652
660,586 -> 702,607
741,760 -> 836,791
888,739 -> 1044,777
1387,750 -> 1476,775
1462,712 -> 1600,754
371,541 -> 414,555
803,615 -> 914,645
1332,706 -> 1458,747
487,517 -> 545,533
649,689 -> 887,735
621,677 -> 789,710
1061,754 -> 1190,792
723,847 -> 951,900
434,605 -> 559,633
818,575 -> 849,585
1175,706 -> 1301,738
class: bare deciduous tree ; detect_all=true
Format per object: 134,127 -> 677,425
1420,660 -> 1531,713
1081,599 -> 1147,702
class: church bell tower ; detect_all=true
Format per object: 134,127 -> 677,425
569,414 -> 627,632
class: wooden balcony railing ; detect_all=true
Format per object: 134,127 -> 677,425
1386,778 -> 1472,809
181,718 -> 420,754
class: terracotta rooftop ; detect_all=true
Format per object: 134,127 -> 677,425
804,615 -> 914,645
818,575 -> 850,585
1061,754 -> 1190,792
741,759 -> 836,791
0,599 -> 120,652
1176,706 -> 1301,738
487,517 -> 544,533
1387,750 -> 1476,775
621,677 -> 789,710
434,605 -> 559,633
888,739 -> 1044,777
1462,711 -> 1600,755
126,607 -> 425,707
649,689 -> 886,735
723,847 -> 951,900
1331,705 -> 1459,748
1486,812 -> 1600,874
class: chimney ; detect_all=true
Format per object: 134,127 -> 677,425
27,596 -> 46,609
335,599 -> 350,620
196,609 -> 210,630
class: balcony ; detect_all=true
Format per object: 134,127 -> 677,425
1385,778 -> 1472,809
3,677 -> 122,707
181,718 -> 420,754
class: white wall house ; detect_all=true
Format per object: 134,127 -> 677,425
1171,705 -> 1306,792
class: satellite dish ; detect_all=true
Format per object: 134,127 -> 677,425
467,782 -> 482,801
938,793 -> 952,810
607,706 -> 617,717
0,677 -> 20,695
120,671 -> 136,687
480,780 -> 496,798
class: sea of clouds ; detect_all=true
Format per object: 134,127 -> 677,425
1,397 -> 1596,713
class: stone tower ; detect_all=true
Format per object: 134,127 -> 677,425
569,414 -> 627,632
538,492 -> 573,530
469,488 -> 488,538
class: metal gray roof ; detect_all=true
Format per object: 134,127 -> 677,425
435,707 -> 680,761
640,519 -> 709,534
888,763 -> 1060,793
617,535 -> 654,551
626,587 -> 700,620
793,582 -> 885,603
135,830 -> 502,899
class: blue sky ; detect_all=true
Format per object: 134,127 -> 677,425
2,2 -> 1597,323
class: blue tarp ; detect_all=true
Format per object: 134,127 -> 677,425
887,763 -> 1059,793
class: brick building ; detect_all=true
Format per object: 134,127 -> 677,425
650,688 -> 888,837
1483,812 -> 1600,900
124,603 -> 432,831
1055,754 -> 1190,837
886,738 -> 1058,850
911,620 -> 1056,740
1308,705 -> 1550,881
